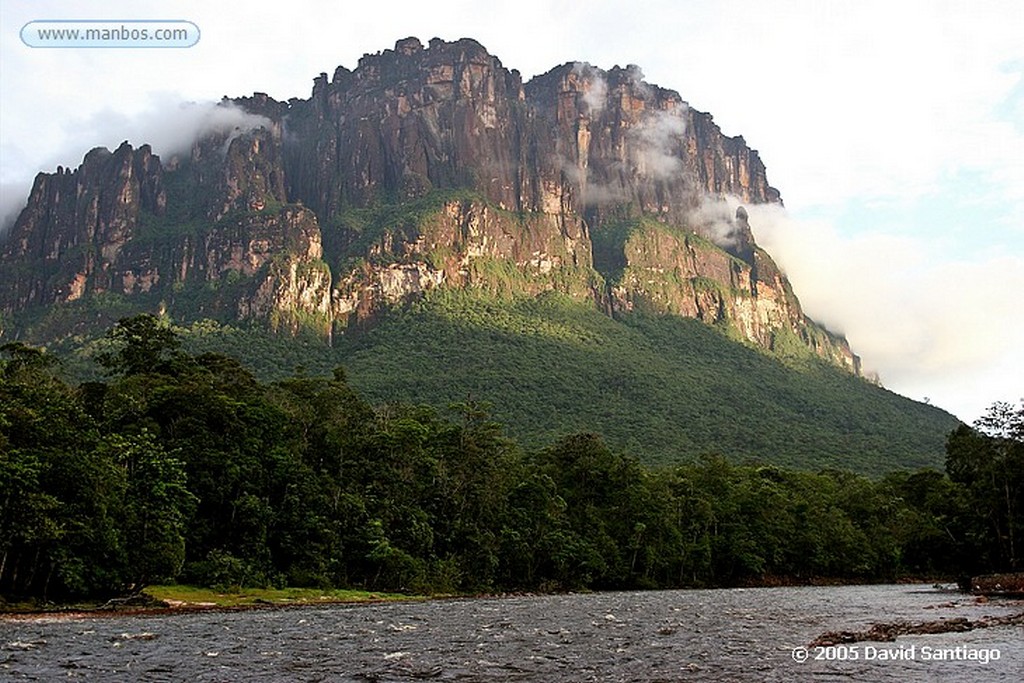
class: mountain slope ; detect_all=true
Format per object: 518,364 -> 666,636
25,283 -> 956,476
0,37 -> 855,370
40,290 -> 952,475
329,291 -> 955,474
0,37 -> 957,475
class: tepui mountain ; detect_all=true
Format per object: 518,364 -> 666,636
1,37 -> 854,367
0,38 -> 959,473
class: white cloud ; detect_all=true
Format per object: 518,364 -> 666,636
629,108 -> 687,180
0,95 -> 269,233
573,62 -> 608,115
0,182 -> 28,235
66,97 -> 271,162
743,202 -> 1024,422
690,195 -> 743,249
666,0 -> 1024,215
1,0 -> 1020,420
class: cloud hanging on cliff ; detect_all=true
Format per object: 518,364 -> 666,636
67,96 -> 272,161
623,64 -> 654,101
739,200 -> 1024,421
573,62 -> 608,115
0,181 -> 27,235
577,177 -> 629,206
560,84 -> 689,206
690,195 -> 744,249
0,95 -> 270,235
630,108 -> 687,180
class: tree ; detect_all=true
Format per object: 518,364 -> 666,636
0,343 -> 117,600
975,400 -> 1024,441
97,314 -> 183,376
100,431 -> 195,588
883,469 -> 963,575
946,400 -> 1024,571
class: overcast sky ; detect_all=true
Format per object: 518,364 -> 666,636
2,0 -> 1021,423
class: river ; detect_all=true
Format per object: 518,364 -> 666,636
2,584 -> 1021,681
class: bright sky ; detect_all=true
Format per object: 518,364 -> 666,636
2,0 -> 1021,423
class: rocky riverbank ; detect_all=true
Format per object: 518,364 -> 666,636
969,573 -> 1024,597
809,607 -> 1024,647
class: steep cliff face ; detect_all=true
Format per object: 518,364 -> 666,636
1,142 -> 165,308
1,128 -> 329,333
283,38 -> 534,215
525,62 -> 777,241
0,37 -> 858,372
329,195 -> 597,326
607,215 -> 858,373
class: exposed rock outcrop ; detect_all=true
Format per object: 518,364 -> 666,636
2,142 -> 164,308
0,37 -> 858,372
970,573 -> 1024,597
809,612 -> 1024,648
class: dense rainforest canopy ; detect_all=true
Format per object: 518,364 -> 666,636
24,290 -> 958,475
1,316 -> 1020,603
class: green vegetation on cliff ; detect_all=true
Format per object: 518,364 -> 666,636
327,188 -> 481,268
24,289 -> 955,476
333,291 -> 956,475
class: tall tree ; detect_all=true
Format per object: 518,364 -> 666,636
946,401 -> 1024,571
0,343 -> 118,599
100,431 -> 195,588
97,314 -> 183,376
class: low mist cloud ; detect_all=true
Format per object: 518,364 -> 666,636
623,63 -> 654,100
1,96 -> 270,236
569,62 -> 689,187
0,181 -> 28,235
630,108 -> 687,181
690,194 -> 743,249
562,63 -> 689,204
556,152 -> 628,207
68,96 -> 272,161
581,182 -> 629,206
739,199 -> 1024,420
572,62 -> 608,115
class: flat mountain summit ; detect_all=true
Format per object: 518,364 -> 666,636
0,38 -> 957,473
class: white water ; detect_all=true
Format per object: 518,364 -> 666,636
2,584 -> 1021,681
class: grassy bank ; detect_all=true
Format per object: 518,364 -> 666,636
144,584 -> 420,608
0,585 -> 422,617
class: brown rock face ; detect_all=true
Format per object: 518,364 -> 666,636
1,142 -> 165,308
283,38 -> 533,215
278,41 -> 777,258
0,37 -> 858,373
330,197 -> 597,326
0,126 -> 326,332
